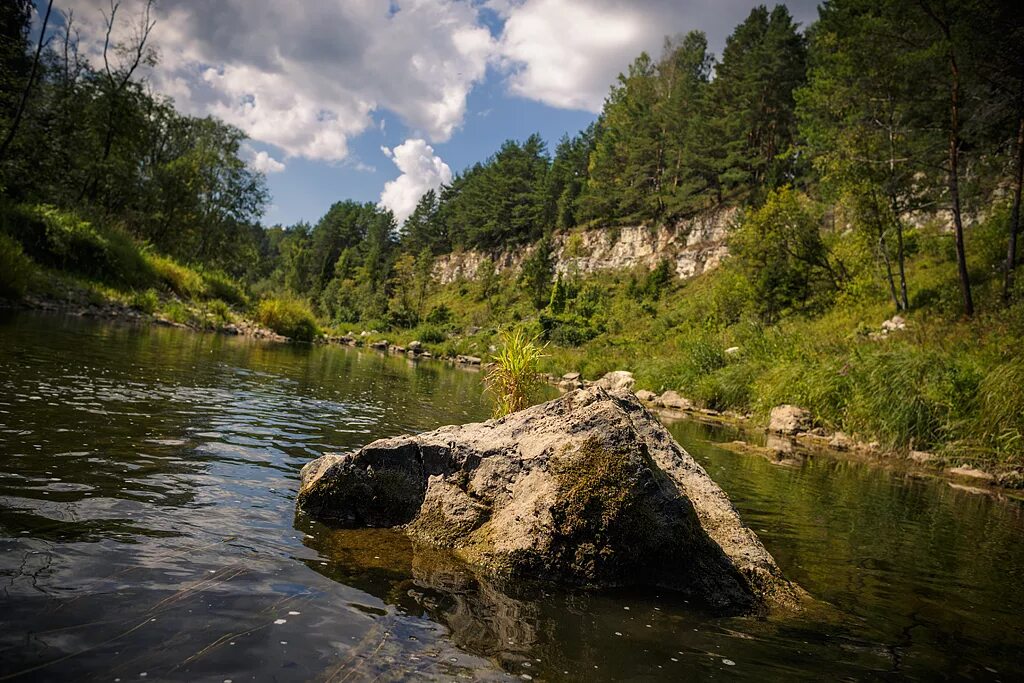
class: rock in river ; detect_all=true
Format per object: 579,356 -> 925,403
296,387 -> 802,613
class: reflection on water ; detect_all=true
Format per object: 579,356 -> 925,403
1,311 -> 1023,681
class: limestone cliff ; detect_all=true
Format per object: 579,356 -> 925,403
432,208 -> 736,285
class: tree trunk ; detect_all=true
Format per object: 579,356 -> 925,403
947,50 -> 974,317
1004,109 -> 1024,301
892,211 -> 909,311
0,0 -> 55,162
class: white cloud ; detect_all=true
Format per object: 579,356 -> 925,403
54,0 -> 820,167
58,0 -> 496,162
492,0 -> 820,113
378,139 -> 452,224
242,145 -> 286,174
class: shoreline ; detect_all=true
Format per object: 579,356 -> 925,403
4,298 -> 1021,494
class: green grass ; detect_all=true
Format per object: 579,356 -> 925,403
484,328 -> 545,417
256,297 -> 319,341
387,218 -> 1024,470
0,203 -> 250,330
0,232 -> 35,299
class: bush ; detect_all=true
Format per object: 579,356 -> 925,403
5,205 -> 152,288
146,252 -> 205,298
206,299 -> 232,325
426,303 -> 452,325
0,233 -> 35,298
416,324 -> 447,344
256,297 -> 319,341
201,270 -> 247,307
129,288 -> 159,314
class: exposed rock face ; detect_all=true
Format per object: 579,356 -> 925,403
432,209 -> 736,285
297,387 -> 802,613
768,405 -> 812,435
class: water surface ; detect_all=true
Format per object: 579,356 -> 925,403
1,312 -> 1022,681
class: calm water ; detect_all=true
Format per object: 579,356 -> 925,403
1,312 -> 1022,681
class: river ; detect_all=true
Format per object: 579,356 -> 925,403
1,312 -> 1022,681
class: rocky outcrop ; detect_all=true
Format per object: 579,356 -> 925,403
297,387 -> 803,613
432,209 -> 736,285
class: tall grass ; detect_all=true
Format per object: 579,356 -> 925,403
145,252 -> 206,298
0,233 -> 35,298
485,328 -> 545,417
256,297 -> 319,341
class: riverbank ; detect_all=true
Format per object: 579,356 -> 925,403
4,299 -> 1020,494
545,368 -> 1024,492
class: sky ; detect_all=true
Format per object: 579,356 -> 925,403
45,0 -> 820,227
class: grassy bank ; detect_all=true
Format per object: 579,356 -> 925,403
351,220 -> 1023,472
3,202 -> 1021,472
0,203 -> 273,334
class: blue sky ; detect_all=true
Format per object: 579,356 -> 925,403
51,0 -> 819,227
255,67 -> 599,227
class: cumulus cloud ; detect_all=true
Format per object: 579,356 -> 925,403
492,0 -> 819,112
54,0 -> 819,166
378,139 -> 452,224
242,145 -> 286,174
57,0 -> 495,162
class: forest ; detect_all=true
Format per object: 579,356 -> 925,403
2,0 -> 1023,467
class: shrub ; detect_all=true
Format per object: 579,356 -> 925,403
426,303 -> 452,325
7,205 -> 152,288
0,233 -> 35,299
146,252 -> 205,298
129,289 -> 159,314
201,270 -> 247,307
416,324 -> 446,344
206,299 -> 232,325
484,328 -> 545,417
256,297 -> 319,341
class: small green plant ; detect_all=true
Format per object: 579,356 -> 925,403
0,233 -> 35,298
256,297 -> 319,341
129,288 -> 159,314
206,299 -> 232,324
484,328 -> 545,418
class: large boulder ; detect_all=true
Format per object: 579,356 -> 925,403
297,387 -> 803,613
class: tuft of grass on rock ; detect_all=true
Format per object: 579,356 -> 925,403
484,328 -> 545,418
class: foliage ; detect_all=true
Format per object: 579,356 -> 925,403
256,297 -> 319,341
729,187 -> 843,321
129,288 -> 159,314
146,252 -> 205,299
200,269 -> 247,307
484,328 -> 545,418
0,231 -> 33,298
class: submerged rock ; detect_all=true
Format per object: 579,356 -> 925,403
297,387 -> 802,613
